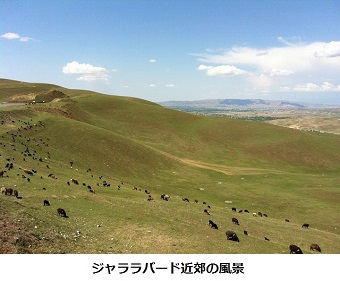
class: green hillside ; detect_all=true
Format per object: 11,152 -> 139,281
1,78 -> 339,254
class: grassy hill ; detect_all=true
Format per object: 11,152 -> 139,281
1,78 -> 339,254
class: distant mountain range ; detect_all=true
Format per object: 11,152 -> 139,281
159,99 -> 339,109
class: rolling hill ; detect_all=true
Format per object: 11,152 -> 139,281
1,78 -> 339,254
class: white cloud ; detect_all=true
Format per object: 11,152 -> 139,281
293,82 -> 340,92
76,75 -> 109,82
62,61 -> 107,74
321,82 -> 336,90
279,86 -> 291,92
165,84 -> 175,87
197,64 -> 247,76
256,51 -> 268,56
1,32 -> 20,39
248,74 -> 272,92
1,32 -> 34,42
314,41 -> 340,58
149,59 -> 156,63
195,41 -> 340,75
194,40 -> 340,94
62,61 -> 110,82
293,83 -> 320,92
269,69 -> 294,77
149,84 -> 156,87
277,36 -> 303,47
20,37 -> 34,42
197,65 -> 211,71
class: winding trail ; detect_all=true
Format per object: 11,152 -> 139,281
148,146 -> 284,176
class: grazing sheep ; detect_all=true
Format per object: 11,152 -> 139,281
145,189 -> 150,194
285,219 -> 290,222
257,212 -> 263,217
302,223 -> 309,229
208,220 -> 218,230
263,214 -> 268,217
232,207 -> 236,212
232,218 -> 239,225
24,169 -> 34,175
43,199 -> 50,206
57,208 -> 67,218
226,230 -> 240,242
147,195 -> 153,201
244,210 -> 249,213
264,237 -> 270,241
203,209 -> 210,215
243,230 -> 248,236
1,187 -> 6,194
182,197 -> 190,203
5,188 -> 13,196
289,244 -> 303,254
13,190 -> 19,198
252,212 -> 257,217
161,194 -> 170,201
70,178 -> 79,185
194,199 -> 198,203
310,244 -> 322,253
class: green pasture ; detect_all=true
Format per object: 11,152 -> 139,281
0,79 -> 339,254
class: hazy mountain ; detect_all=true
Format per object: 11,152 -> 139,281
159,99 -> 338,109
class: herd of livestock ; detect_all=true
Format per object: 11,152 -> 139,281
0,115 -> 323,254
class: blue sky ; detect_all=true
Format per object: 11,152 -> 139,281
1,0 -> 340,104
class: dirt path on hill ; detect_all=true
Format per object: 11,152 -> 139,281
0,103 -> 25,108
148,146 -> 282,176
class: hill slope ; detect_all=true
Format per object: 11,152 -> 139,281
1,79 -> 339,254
